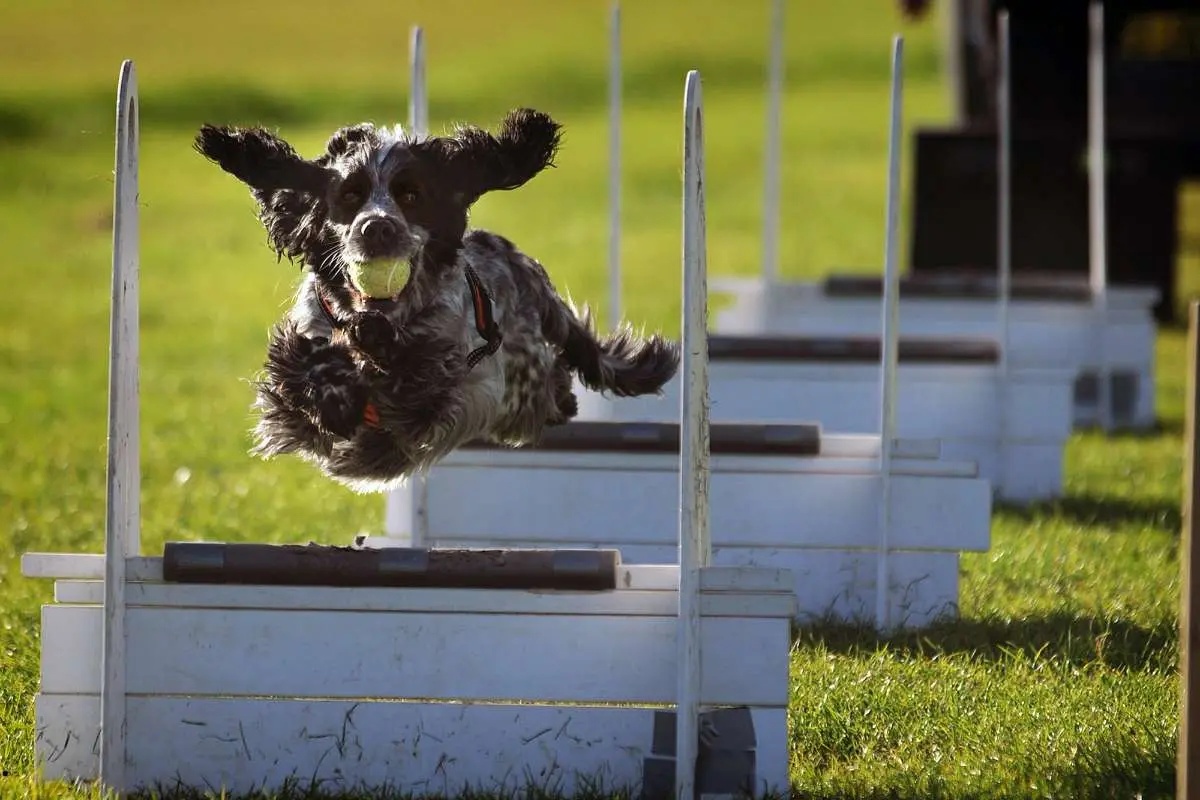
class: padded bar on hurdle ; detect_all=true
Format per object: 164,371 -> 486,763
162,543 -> 621,590
822,272 -> 1095,303
462,420 -> 821,455
706,334 -> 1000,364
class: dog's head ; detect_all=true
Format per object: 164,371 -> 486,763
195,109 -> 562,308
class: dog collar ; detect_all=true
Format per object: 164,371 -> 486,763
314,270 -> 503,369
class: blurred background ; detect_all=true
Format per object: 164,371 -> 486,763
0,0 -> 951,331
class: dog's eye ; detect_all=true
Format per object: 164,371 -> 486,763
340,188 -> 363,207
391,180 -> 419,205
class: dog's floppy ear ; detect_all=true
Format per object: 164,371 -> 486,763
438,108 -> 562,204
194,125 -> 336,196
195,125 -> 337,265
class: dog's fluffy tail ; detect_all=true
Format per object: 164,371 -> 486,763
558,307 -> 681,397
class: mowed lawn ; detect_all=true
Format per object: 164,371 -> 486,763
0,0 -> 1188,797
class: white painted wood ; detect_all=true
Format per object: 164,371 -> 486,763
103,58 -> 140,795
1088,1 -> 1113,432
418,546 -> 960,628
408,26 -> 428,137
714,287 -> 1157,431
712,288 -> 1155,435
24,555 -> 789,593
22,553 -> 162,580
822,434 -> 941,460
575,361 -> 1072,501
677,68 -> 710,800
352,545 -> 960,628
750,548 -> 960,629
608,1 -> 622,329
876,34 -> 904,631
714,280 -> 1155,347
399,26 -> 431,548
383,475 -> 426,544
996,9 -> 1012,491
41,604 -> 790,707
372,446 -> 989,625
49,580 -> 799,619
415,466 -> 990,552
761,0 -> 784,284
432,444 -> 974,476
384,439 -> 944,540
109,75 -> 140,561
34,695 -> 790,797
609,360 -> 1070,439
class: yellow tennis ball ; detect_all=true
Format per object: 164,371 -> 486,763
347,259 -> 411,298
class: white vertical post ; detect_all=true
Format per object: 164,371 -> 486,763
677,69 -> 711,800
996,9 -> 1012,495
1088,1 -> 1112,431
875,36 -> 904,632
385,25 -> 431,546
608,1 -> 622,330
408,25 -> 428,138
101,57 -> 140,794
761,0 -> 784,284
409,25 -> 429,546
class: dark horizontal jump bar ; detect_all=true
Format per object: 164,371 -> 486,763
707,335 -> 1001,364
463,420 -> 822,456
162,542 -> 620,591
822,270 -> 1095,303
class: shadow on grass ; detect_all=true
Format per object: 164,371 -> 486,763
994,492 -> 1180,533
1077,417 -> 1184,439
795,610 -> 1178,673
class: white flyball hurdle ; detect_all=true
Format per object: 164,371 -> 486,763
569,5 -> 1073,503
711,0 -> 1158,433
21,62 -> 797,799
380,34 -> 992,630
571,335 -> 1073,504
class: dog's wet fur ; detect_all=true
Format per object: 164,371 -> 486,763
195,109 -> 680,491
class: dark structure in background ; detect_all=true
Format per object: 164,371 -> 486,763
906,0 -> 1200,322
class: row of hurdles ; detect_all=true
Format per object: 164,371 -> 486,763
21,60 -> 796,799
540,1 -> 1159,493
703,0 -> 1158,435
383,1 -> 1155,533
357,24 -> 990,632
367,5 -> 1155,622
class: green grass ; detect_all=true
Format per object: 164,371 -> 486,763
0,0 -> 1190,797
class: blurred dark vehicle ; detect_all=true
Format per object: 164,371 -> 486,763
903,0 -> 1200,321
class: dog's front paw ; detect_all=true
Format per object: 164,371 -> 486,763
311,380 -> 369,440
298,348 -> 370,438
349,311 -> 399,364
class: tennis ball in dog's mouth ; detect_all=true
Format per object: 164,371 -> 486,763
346,259 -> 411,298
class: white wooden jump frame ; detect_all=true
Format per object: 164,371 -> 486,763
568,3 -> 1075,504
21,62 -> 796,798
709,0 -> 1158,434
380,28 -> 987,631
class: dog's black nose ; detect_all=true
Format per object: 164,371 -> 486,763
360,217 -> 397,250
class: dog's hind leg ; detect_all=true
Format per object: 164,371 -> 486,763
548,357 -> 579,425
